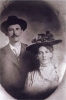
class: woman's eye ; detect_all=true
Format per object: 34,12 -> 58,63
45,51 -> 49,53
38,51 -> 42,54
46,51 -> 48,53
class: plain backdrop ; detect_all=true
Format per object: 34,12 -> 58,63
0,0 -> 66,100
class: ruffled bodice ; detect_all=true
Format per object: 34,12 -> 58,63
23,63 -> 60,99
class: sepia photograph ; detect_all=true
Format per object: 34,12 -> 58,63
0,0 -> 66,100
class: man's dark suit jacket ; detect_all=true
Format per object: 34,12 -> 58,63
0,43 -> 33,99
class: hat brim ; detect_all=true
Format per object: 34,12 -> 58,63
26,40 -> 62,52
1,18 -> 27,35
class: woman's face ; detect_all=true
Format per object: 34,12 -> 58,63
37,46 -> 53,65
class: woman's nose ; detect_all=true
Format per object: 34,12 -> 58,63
42,53 -> 46,58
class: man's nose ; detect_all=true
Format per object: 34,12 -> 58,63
13,30 -> 17,35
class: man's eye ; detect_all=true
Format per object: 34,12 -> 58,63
16,28 -> 19,30
8,29 -> 13,31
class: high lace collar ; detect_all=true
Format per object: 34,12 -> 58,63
39,61 -> 54,71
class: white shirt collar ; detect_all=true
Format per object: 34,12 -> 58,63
9,43 -> 21,56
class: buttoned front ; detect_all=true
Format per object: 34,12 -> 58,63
0,43 -> 29,98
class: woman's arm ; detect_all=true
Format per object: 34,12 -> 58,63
45,71 -> 66,100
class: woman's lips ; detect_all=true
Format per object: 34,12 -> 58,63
42,58 -> 46,60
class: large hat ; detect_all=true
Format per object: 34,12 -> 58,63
26,31 -> 62,53
1,15 -> 27,35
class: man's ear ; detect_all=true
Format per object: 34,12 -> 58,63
21,30 -> 23,33
6,33 -> 8,36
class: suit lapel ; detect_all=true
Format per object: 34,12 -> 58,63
3,43 -> 26,67
3,44 -> 19,67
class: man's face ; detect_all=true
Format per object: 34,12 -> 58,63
37,46 -> 53,65
7,24 -> 22,43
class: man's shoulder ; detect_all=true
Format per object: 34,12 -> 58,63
0,44 -> 9,51
21,42 -> 28,46
21,42 -> 28,49
0,44 -> 9,53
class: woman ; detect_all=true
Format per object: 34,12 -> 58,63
23,31 -> 62,99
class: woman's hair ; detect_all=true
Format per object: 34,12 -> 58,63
32,45 -> 54,55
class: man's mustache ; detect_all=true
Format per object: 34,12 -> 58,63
11,34 -> 19,37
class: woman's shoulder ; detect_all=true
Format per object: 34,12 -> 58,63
53,62 -> 66,83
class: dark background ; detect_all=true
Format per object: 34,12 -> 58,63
0,0 -> 66,86
0,0 -> 63,45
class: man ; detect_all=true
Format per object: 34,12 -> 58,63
0,15 -> 32,99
